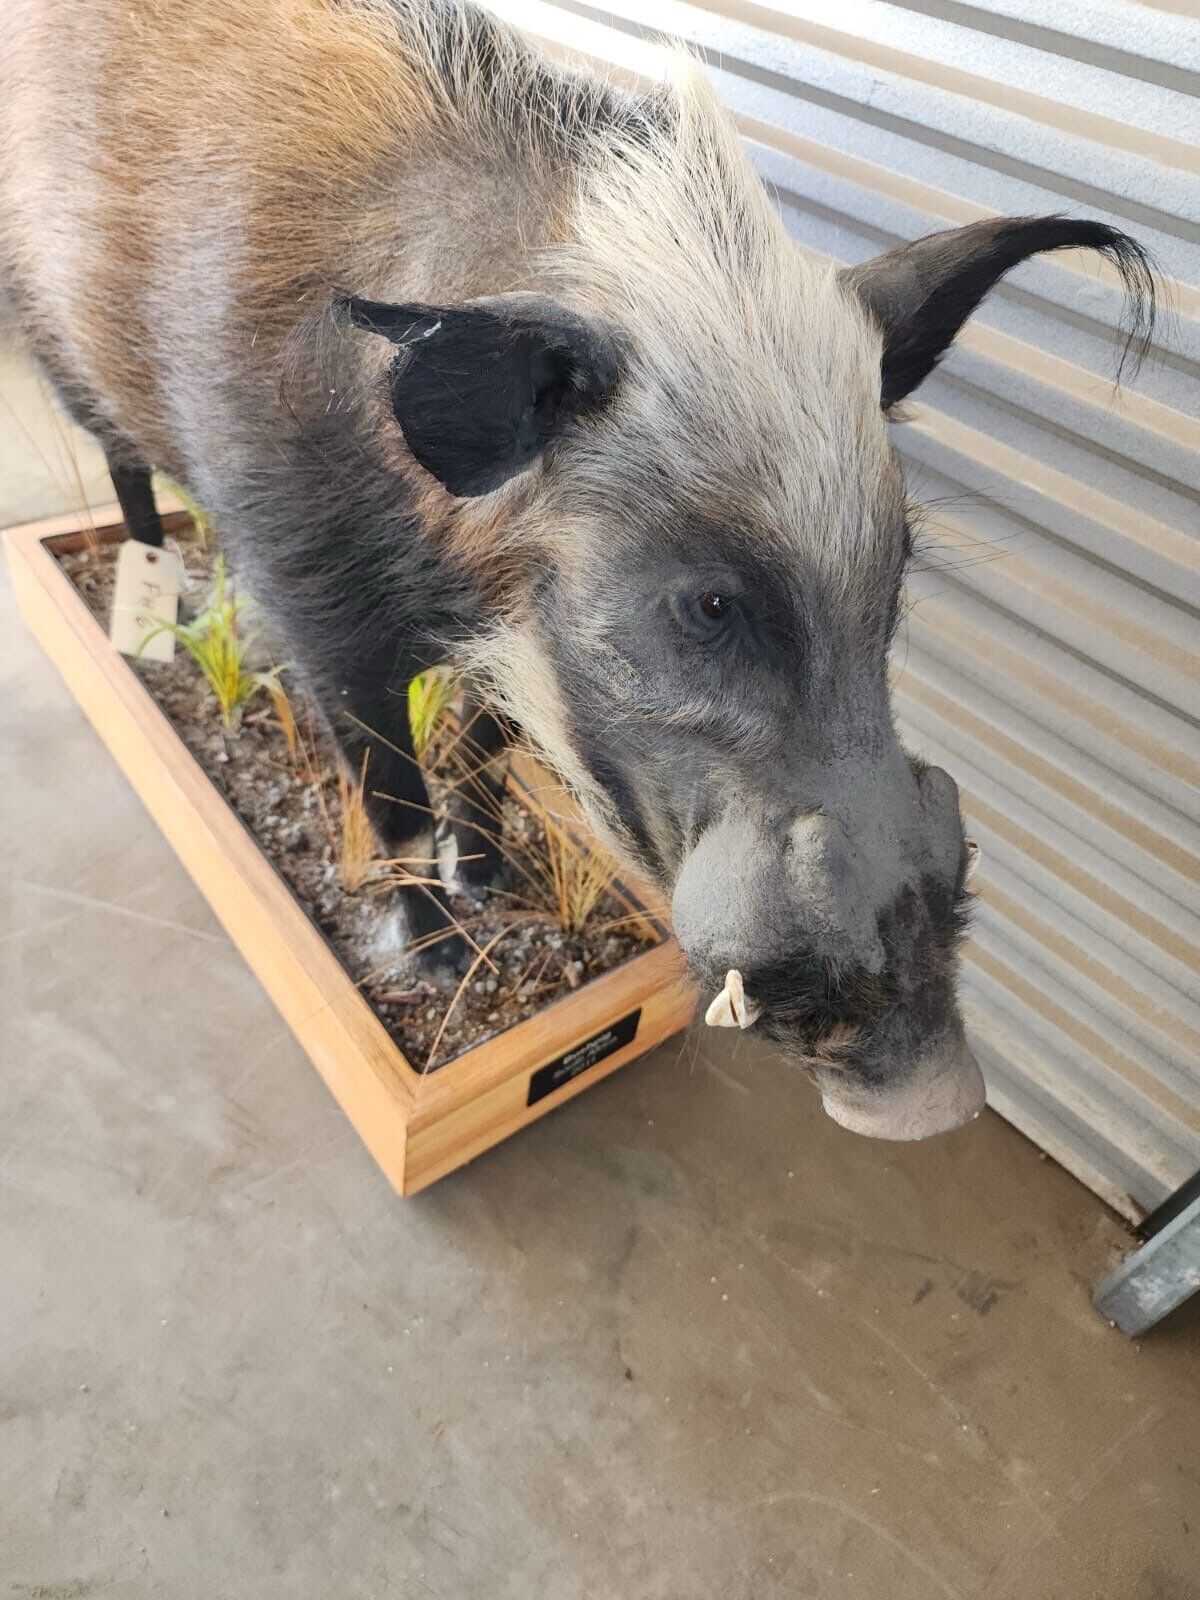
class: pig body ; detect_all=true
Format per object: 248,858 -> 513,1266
0,0 -> 1153,1136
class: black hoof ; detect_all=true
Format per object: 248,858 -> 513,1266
400,880 -> 472,977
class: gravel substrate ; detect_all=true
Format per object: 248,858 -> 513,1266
60,534 -> 659,1071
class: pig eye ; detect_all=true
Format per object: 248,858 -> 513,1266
669,579 -> 744,643
699,590 -> 734,621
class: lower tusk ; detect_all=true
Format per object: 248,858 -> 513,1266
435,817 -> 463,894
704,968 -> 761,1029
964,839 -> 981,884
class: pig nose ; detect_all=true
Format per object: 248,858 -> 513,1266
818,1019 -> 987,1140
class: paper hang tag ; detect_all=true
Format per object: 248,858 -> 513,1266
109,539 -> 183,663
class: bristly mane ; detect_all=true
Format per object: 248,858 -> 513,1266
546,51 -> 894,598
377,0 -> 671,159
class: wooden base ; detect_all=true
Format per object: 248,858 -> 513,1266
5,508 -> 695,1194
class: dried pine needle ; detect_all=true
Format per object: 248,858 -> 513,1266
337,750 -> 377,893
265,675 -> 300,762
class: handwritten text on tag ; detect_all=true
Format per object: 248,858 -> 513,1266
109,539 -> 183,663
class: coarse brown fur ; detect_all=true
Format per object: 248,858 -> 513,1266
3,1 -> 427,460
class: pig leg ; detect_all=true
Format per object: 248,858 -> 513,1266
107,460 -> 165,549
435,694 -> 511,896
331,670 -> 470,974
33,345 -> 166,549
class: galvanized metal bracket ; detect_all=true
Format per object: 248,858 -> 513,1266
1092,1191 -> 1200,1337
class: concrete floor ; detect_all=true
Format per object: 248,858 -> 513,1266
2,345 -> 1197,1600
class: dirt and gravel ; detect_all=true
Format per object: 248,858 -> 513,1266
60,534 -> 659,1071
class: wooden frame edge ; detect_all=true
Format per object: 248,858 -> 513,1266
6,516 -> 416,1194
6,512 -> 698,1195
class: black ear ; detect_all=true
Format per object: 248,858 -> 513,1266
840,216 -> 1155,409
341,293 -> 618,496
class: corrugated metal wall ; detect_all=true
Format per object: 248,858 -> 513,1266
485,0 -> 1200,1220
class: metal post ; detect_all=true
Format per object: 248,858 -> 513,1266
1092,1195 -> 1200,1337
